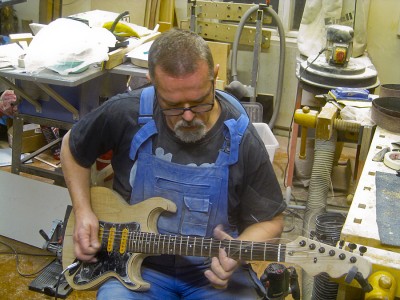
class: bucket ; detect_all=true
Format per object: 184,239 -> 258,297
379,84 -> 400,98
371,97 -> 400,133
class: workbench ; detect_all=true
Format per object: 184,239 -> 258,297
0,65 -> 128,183
340,126 -> 400,298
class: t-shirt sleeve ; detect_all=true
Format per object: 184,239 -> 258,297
69,93 -> 139,168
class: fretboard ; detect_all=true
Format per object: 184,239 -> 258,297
125,232 -> 286,262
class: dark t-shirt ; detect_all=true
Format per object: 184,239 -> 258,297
69,88 -> 286,232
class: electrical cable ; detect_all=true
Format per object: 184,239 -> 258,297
0,240 -> 55,277
298,47 -> 327,82
54,261 -> 80,300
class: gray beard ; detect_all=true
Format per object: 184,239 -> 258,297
174,119 -> 207,143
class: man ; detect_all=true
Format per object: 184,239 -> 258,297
60,28 -> 286,299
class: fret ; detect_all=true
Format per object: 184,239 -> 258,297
186,236 -> 189,256
227,240 -> 231,258
142,232 -> 146,253
250,241 -> 254,261
200,238 -> 204,257
277,243 -> 281,262
148,233 -> 154,254
239,240 -> 242,260
193,237 -> 196,256
157,233 -> 161,255
144,232 -> 148,253
263,242 -> 266,261
179,236 -> 183,255
208,238 -> 212,257
173,236 -> 177,254
161,234 -> 165,254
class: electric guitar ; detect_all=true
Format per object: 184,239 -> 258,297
62,187 -> 372,291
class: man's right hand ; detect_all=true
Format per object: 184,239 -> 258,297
73,210 -> 101,262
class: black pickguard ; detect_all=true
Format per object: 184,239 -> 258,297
72,221 -> 141,287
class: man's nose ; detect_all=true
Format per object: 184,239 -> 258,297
181,109 -> 196,122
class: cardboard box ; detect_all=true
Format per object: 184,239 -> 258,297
8,124 -> 47,153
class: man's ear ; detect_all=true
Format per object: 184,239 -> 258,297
213,64 -> 220,82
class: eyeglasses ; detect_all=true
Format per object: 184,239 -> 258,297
158,83 -> 215,116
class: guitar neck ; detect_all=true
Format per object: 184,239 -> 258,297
125,232 -> 286,262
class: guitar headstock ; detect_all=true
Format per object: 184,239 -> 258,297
285,236 -> 372,280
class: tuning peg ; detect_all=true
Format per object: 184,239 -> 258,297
348,243 -> 357,252
338,240 -> 345,249
359,246 -> 367,256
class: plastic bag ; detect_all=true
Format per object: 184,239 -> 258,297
340,106 -> 375,126
24,18 -> 116,75
298,0 -> 370,58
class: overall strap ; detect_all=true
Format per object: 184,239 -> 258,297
129,87 -> 158,160
138,86 -> 156,125
215,89 -> 249,166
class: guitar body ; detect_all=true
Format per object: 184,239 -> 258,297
62,187 -> 177,291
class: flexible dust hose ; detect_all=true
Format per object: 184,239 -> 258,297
231,5 -> 285,129
301,132 -> 337,300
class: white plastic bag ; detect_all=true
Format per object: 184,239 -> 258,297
298,0 -> 370,58
24,18 -> 116,75
340,106 -> 375,126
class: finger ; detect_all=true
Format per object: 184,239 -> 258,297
89,222 -> 100,250
213,225 -> 233,241
216,249 -> 238,273
204,268 -> 229,289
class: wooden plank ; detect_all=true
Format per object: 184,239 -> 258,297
158,0 -> 175,32
341,126 -> 400,253
206,41 -> 231,85
103,32 -> 161,70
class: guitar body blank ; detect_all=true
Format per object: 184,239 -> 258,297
62,187 -> 177,291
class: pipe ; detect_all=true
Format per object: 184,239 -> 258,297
301,131 -> 338,299
231,4 -> 286,129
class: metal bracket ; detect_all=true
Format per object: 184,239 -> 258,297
0,76 -> 42,113
187,0 -> 271,49
35,82 -> 80,120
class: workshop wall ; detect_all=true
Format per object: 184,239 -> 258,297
367,0 -> 400,89
11,0 -> 400,131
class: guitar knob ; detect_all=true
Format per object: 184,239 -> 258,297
329,250 -> 335,256
299,240 -> 306,247
339,253 -> 346,260
359,246 -> 367,256
350,256 -> 357,263
309,243 -> 316,250
348,243 -> 357,252
318,247 -> 325,253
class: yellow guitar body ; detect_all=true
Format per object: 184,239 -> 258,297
62,186 -> 177,291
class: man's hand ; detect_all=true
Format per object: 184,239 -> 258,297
73,210 -> 100,262
204,225 -> 239,289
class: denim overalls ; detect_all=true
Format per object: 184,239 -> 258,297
97,87 -> 264,300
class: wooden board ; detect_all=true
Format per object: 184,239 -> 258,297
206,41 -> 231,86
0,170 -> 71,248
341,126 -> 400,253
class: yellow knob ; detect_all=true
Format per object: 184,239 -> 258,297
302,106 -> 310,113
379,275 -> 392,289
